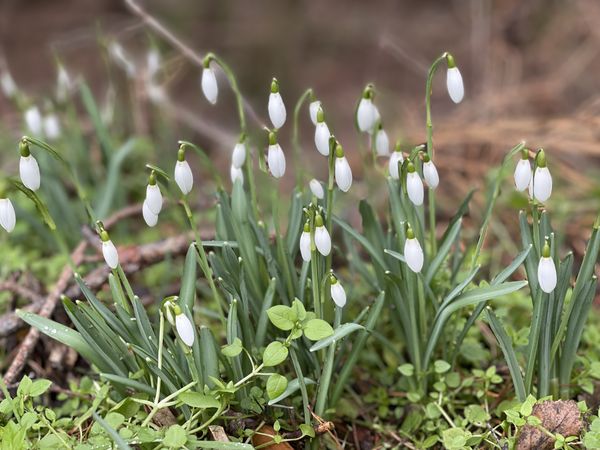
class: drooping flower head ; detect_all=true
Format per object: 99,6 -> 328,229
309,97 -> 321,126
514,148 -> 532,192
268,78 -> 286,129
538,240 -> 557,294
99,229 -> 119,269
404,226 -> 424,273
389,142 -> 404,180
172,303 -> 195,347
356,84 -> 377,133
374,124 -> 390,156
446,54 -> 464,104
314,214 -> 331,256
334,143 -> 352,193
314,107 -> 331,156
309,179 -> 324,200
18,139 -> 40,191
267,131 -> 286,178
0,198 -> 16,233
174,146 -> 193,195
299,222 -> 311,262
329,274 -> 347,308
422,153 -> 439,189
532,149 -> 552,203
201,55 -> 218,105
406,162 -> 424,206
232,136 -> 247,169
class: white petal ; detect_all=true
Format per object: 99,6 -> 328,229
267,144 -> 286,178
201,67 -> 218,105
375,129 -> 390,156
146,50 -> 161,78
514,159 -> 532,192
0,199 -> 16,233
389,152 -> 404,180
309,100 -> 321,126
407,172 -> 424,206
538,256 -> 557,293
230,165 -> 244,184
174,160 -> 194,195
335,157 -> 353,192
404,238 -> 424,273
43,115 -> 61,140
356,98 -> 376,133
314,226 -> 331,256
314,122 -> 331,156
528,177 -> 534,199
299,231 -> 311,262
268,92 -> 286,129
175,313 -> 195,347
19,155 -> 41,191
25,106 -> 43,135
102,240 -> 119,269
446,67 -> 464,103
309,179 -> 324,199
56,66 -> 71,101
145,184 -> 163,215
423,161 -> 439,189
533,167 -> 552,202
368,106 -> 381,135
142,200 -> 159,227
1,71 -> 17,97
330,282 -> 347,308
232,142 -> 247,168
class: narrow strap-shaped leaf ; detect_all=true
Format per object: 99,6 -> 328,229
334,215 -> 387,271
310,323 -> 365,352
99,374 -> 154,395
267,377 -> 316,405
519,210 -> 538,294
255,278 -> 277,349
180,244 -> 198,311
524,289 -> 544,393
425,218 -> 462,284
92,412 -> 132,450
491,245 -> 532,285
285,189 -> 303,256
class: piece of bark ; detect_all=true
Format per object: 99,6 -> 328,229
209,425 -> 230,442
516,400 -> 582,450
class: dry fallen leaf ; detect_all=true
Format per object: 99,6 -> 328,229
516,400 -> 582,450
251,425 -> 294,450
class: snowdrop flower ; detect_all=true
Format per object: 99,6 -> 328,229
406,163 -> 424,206
538,241 -> 557,294
232,140 -> 246,168
314,107 -> 331,156
422,154 -> 439,189
514,149 -> 532,192
43,114 -> 61,140
389,143 -> 404,180
174,148 -> 193,195
309,179 -> 324,199
24,106 -> 43,136
309,99 -> 321,126
314,214 -> 331,256
142,200 -> 158,227
446,54 -> 464,104
230,165 -> 244,184
173,304 -> 195,347
19,140 -> 40,191
201,58 -> 218,105
162,299 -> 176,326
404,227 -> 424,273
145,172 -> 163,215
146,49 -> 161,79
356,85 -> 377,133
56,65 -> 72,101
374,125 -> 390,156
267,132 -> 286,178
100,230 -> 119,269
268,78 -> 286,129
109,42 -> 136,78
532,149 -> 552,203
334,144 -> 352,192
0,198 -> 16,233
329,275 -> 347,308
299,222 -> 311,262
0,70 -> 17,98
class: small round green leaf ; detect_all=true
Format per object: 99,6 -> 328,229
303,319 -> 334,341
262,341 -> 289,367
266,374 -> 288,400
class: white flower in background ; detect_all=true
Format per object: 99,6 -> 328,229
538,241 -> 557,293
268,78 -> 286,129
174,307 -> 195,347
314,215 -> 331,256
330,275 -> 347,308
201,62 -> 218,105
406,163 -> 424,206
375,126 -> 390,156
404,228 -> 424,273
0,198 -> 16,233
356,86 -> 377,133
309,99 -> 321,126
174,149 -> 193,195
314,107 -> 331,156
19,141 -> 40,191
43,114 -> 61,140
267,132 -> 286,178
108,42 -> 136,78
446,54 -> 464,104
100,231 -> 119,269
299,222 -> 311,262
532,149 -> 552,203
145,176 -> 163,215
422,155 -> 439,189
142,200 -> 158,227
146,49 -> 161,79
232,141 -> 246,168
230,165 -> 244,184
56,65 -> 72,101
514,150 -> 532,192
24,106 -> 43,136
0,71 -> 17,97
369,105 -> 381,136
309,179 -> 324,199
334,144 -> 352,192
389,144 -> 404,180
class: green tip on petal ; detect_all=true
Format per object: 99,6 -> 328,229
315,214 -> 324,227
542,241 -> 551,258
362,83 -> 374,99
317,107 -> 325,123
446,53 -> 456,68
406,226 -> 415,240
268,131 -> 277,146
100,230 -> 110,242
270,78 -> 279,93
521,148 -> 530,160
536,149 -> 547,168
394,141 -> 402,153
303,222 -> 311,232
335,144 -> 344,158
177,147 -> 185,162
422,153 -> 431,163
407,162 -> 416,173
19,139 -> 30,157
329,274 -> 338,285
173,304 -> 182,315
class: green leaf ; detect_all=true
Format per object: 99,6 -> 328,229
434,360 -> 451,374
178,392 -> 220,409
92,412 -> 132,450
262,341 -> 289,367
10,179 -> 56,230
425,218 -> 462,284
398,364 -> 414,377
222,338 -> 243,357
266,374 -> 288,400
29,379 -> 52,397
164,424 -> 187,448
309,323 -> 364,352
299,424 -> 316,438
267,305 -> 296,331
180,244 -> 198,311
303,319 -> 334,341
267,378 -> 316,406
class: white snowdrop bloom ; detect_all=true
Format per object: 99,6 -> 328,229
446,55 -> 464,104
0,71 -> 16,97
24,106 -> 43,135
0,198 -> 16,233
533,167 -> 552,203
309,100 -> 321,125
314,216 -> 331,256
230,165 -> 244,184
232,141 -> 246,168
145,182 -> 163,215
147,83 -> 166,103
175,311 -> 195,347
406,164 -> 424,206
56,66 -> 72,101
334,145 -> 352,192
389,147 -> 404,180
146,49 -> 161,78
201,66 -> 218,105
330,277 -> 347,308
19,154 -> 41,192
422,158 -> 439,189
43,114 -> 61,140
299,223 -> 311,262
142,200 -> 158,227
101,238 -> 119,269
404,230 -> 424,273
268,78 -> 286,129
309,179 -> 324,199
369,105 -> 381,135
514,156 -> 532,192
375,127 -> 390,156
314,109 -> 331,156
267,133 -> 286,178
538,243 -> 557,293
528,177 -> 534,199
109,42 -> 136,78
356,96 -> 376,133
174,151 -> 194,195
163,300 -> 175,326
